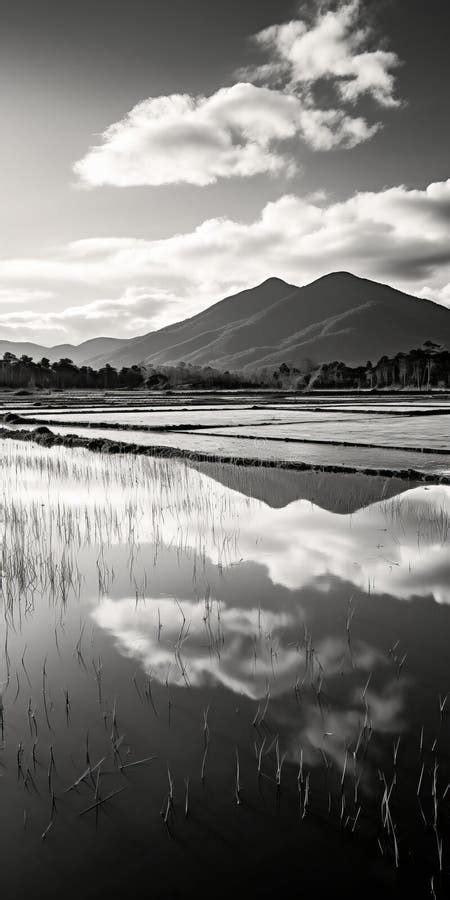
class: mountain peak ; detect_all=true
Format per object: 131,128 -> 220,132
259,276 -> 291,287
311,270 -> 360,283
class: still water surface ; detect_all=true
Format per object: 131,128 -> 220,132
0,442 -> 448,898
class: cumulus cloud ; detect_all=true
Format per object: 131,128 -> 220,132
0,177 -> 448,341
250,0 -> 400,108
74,2 -> 401,188
75,85 -> 297,187
74,82 -> 378,188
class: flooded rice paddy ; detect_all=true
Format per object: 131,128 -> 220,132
0,439 -> 449,898
5,392 -> 450,479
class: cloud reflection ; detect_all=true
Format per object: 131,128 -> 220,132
92,593 -> 407,781
92,595 -> 386,698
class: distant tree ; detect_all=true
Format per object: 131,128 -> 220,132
423,340 -> 443,390
54,357 -> 74,367
51,357 -> 77,388
98,363 -> 118,389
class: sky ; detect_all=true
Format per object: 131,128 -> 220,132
0,0 -> 449,346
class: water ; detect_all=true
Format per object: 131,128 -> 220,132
12,421 -> 450,476
15,404 -> 450,450
0,441 -> 448,899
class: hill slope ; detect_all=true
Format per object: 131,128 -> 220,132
94,272 -> 450,370
0,337 -> 125,367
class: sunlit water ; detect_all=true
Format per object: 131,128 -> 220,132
0,441 -> 448,899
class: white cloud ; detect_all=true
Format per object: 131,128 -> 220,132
296,105 -> 378,150
74,82 -> 378,188
421,283 -> 450,308
0,287 -> 178,342
0,178 -> 448,341
251,0 -> 400,108
75,85 -> 297,187
0,288 -> 53,305
74,2 -> 401,189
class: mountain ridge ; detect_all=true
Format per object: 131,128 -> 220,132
0,336 -> 125,367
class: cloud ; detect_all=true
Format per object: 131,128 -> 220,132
0,287 -> 177,342
74,3 -> 401,189
249,0 -> 401,108
75,85 -> 297,187
0,288 -> 53,306
0,177 -> 448,341
420,283 -> 450,308
296,104 -> 378,150
74,82 -> 378,188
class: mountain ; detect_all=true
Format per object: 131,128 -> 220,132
2,273 -> 449,370
91,272 -> 450,370
0,337 -> 125,367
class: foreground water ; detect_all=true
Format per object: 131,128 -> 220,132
0,441 -> 448,898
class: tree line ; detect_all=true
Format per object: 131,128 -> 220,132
0,353 -> 260,391
265,343 -> 450,390
0,343 -> 448,392
0,353 -> 144,390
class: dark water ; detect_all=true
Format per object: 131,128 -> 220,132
0,441 -> 448,899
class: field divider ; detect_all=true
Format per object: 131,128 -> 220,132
0,425 -> 448,485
